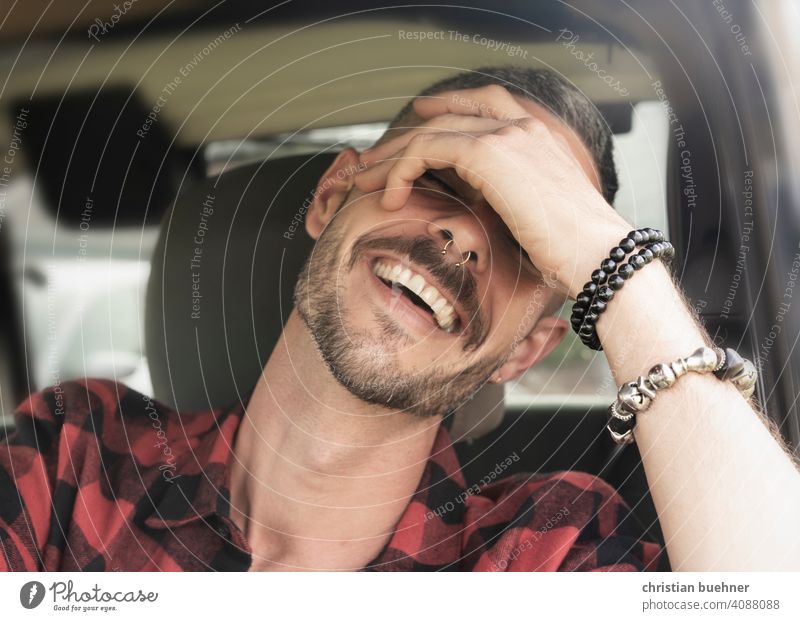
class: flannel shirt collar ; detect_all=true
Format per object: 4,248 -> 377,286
143,392 -> 249,529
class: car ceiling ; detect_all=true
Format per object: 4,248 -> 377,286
0,1 -> 656,146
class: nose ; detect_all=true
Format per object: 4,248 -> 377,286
427,209 -> 491,274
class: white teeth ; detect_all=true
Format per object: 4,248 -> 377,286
420,287 -> 438,306
372,259 -> 459,332
430,297 -> 446,313
408,274 -> 426,294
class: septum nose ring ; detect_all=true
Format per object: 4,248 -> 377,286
455,251 -> 473,267
441,236 -> 473,267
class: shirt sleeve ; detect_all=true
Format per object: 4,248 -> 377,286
0,380 -> 107,571
462,470 -> 663,571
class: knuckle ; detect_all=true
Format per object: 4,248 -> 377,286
407,132 -> 433,149
495,122 -> 528,140
385,168 -> 402,187
512,117 -> 543,133
425,113 -> 461,130
482,83 -> 512,99
478,132 -> 503,150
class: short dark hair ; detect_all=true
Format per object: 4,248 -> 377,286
386,66 -> 618,204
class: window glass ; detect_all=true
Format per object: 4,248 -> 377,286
3,173 -> 158,419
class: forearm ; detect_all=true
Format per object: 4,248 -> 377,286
596,259 -> 800,570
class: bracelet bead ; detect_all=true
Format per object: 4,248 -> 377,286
583,311 -> 600,325
596,285 -> 614,302
638,247 -> 654,263
600,258 -> 617,274
609,246 -> 626,262
589,299 -> 607,314
590,268 -> 608,285
647,362 -> 677,389
713,347 -> 744,379
578,325 -> 594,339
606,414 -> 635,445
617,263 -> 635,280
607,274 -> 625,290
628,230 -> 645,244
629,254 -> 646,270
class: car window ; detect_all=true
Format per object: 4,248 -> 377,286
3,173 -> 158,412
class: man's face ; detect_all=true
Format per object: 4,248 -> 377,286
295,95 -> 596,419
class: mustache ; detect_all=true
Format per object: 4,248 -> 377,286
347,234 -> 487,351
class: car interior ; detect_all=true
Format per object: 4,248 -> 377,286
2,1 -> 799,574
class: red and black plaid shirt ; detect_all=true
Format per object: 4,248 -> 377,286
1,379 -> 661,571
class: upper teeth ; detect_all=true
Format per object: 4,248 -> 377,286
373,260 -> 458,332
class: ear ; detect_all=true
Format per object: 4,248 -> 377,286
305,148 -> 361,239
488,316 -> 568,384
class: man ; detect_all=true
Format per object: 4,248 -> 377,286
2,67 -> 799,571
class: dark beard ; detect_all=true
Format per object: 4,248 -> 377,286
293,216 -> 505,419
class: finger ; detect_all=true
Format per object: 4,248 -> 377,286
412,84 -> 529,122
354,157 -> 395,193
380,132 -> 483,210
360,114 -> 504,166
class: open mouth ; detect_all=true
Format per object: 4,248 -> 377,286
372,259 -> 460,333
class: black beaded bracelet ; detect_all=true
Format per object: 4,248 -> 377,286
571,228 -> 674,350
570,228 -> 656,346
575,237 -> 675,350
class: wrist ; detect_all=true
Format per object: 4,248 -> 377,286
596,261 -> 710,362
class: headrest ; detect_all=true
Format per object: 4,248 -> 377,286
145,154 -> 504,441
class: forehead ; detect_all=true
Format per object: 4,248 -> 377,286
511,95 -> 601,192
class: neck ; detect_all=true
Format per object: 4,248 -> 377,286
229,310 -> 442,571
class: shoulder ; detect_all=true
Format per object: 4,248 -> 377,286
0,380 -> 132,569
462,470 -> 662,571
7,379 -> 126,454
1,380 -> 235,570
3,379 -> 217,476
464,470 -> 629,545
